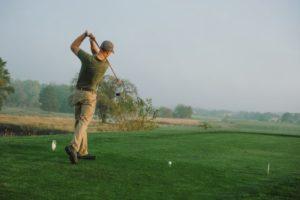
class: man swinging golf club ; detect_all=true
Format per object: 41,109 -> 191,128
65,30 -> 116,164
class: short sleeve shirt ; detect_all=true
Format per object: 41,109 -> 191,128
76,49 -> 109,92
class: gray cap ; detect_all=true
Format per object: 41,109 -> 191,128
100,40 -> 114,53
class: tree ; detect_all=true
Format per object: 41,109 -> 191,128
0,58 -> 14,110
54,84 -> 73,113
281,112 -> 300,124
112,96 -> 157,130
157,106 -> 173,118
68,74 -> 156,130
96,75 -> 138,123
39,85 -> 59,112
173,104 -> 193,118
6,80 -> 40,107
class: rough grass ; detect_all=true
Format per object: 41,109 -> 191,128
155,117 -> 200,126
0,126 -> 299,199
205,120 -> 300,136
0,106 -> 73,118
2,113 -> 300,137
0,114 -> 120,135
3,107 -> 300,135
0,107 -> 202,136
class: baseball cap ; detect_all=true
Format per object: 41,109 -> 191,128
100,40 -> 114,53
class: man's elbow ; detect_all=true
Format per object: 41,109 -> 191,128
70,45 -> 79,54
70,45 -> 75,52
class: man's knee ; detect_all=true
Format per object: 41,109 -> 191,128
78,114 -> 92,124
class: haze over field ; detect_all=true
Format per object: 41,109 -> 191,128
0,0 -> 299,112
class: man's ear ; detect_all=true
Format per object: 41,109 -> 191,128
92,48 -> 99,55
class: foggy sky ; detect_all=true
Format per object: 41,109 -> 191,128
0,0 -> 299,112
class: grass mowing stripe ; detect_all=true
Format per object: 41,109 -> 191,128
0,127 -> 299,199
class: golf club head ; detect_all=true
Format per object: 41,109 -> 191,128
115,85 -> 123,97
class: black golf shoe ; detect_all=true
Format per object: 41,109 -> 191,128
77,153 -> 96,160
65,145 -> 78,164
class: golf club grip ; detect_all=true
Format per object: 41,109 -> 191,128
92,38 -> 119,80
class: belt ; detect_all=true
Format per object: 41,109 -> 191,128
76,87 -> 96,93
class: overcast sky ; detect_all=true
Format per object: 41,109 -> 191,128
0,0 -> 299,112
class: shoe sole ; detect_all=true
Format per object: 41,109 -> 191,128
78,155 -> 96,160
65,146 -> 78,164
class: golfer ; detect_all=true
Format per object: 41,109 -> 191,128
65,31 -> 114,164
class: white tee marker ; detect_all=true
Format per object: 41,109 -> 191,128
267,163 -> 270,175
52,140 -> 57,151
168,161 -> 172,167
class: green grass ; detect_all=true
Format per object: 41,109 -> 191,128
196,119 -> 300,136
0,127 -> 300,199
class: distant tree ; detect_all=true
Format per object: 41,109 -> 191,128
6,80 -> 40,107
173,104 -> 193,118
231,111 -> 279,122
295,113 -> 300,124
193,108 -> 232,118
54,84 -> 73,113
157,106 -> 173,118
0,58 -> 14,110
281,112 -> 300,124
39,85 -> 59,112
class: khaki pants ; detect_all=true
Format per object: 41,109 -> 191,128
70,89 -> 97,155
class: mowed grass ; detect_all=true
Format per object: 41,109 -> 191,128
0,126 -> 300,200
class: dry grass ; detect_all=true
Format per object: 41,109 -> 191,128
0,114 -> 202,136
0,114 -> 74,131
0,115 -> 201,130
155,117 -> 200,126
0,114 -> 119,134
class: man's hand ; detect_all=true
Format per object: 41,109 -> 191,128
89,33 -> 99,55
84,30 -> 89,37
88,33 -> 96,41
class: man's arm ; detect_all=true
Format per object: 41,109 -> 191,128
70,31 -> 88,55
89,34 -> 100,55
89,38 -> 100,55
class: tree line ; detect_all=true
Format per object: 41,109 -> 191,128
1,57 -> 300,124
157,105 -> 193,119
0,58 -> 157,130
5,80 -> 73,113
0,57 -> 194,120
194,107 -> 300,124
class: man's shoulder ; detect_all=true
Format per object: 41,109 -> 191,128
78,49 -> 92,57
77,49 -> 94,63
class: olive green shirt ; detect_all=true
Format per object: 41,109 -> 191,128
76,49 -> 109,92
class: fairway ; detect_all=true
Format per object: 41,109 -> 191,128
0,127 -> 300,200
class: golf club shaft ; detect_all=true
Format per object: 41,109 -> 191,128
91,38 -> 119,81
91,37 -> 128,95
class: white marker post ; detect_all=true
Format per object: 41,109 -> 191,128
267,163 -> 270,175
52,140 -> 57,151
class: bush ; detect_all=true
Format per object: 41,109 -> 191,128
157,106 -> 173,118
112,98 -> 157,131
94,75 -> 157,131
173,104 -> 193,118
